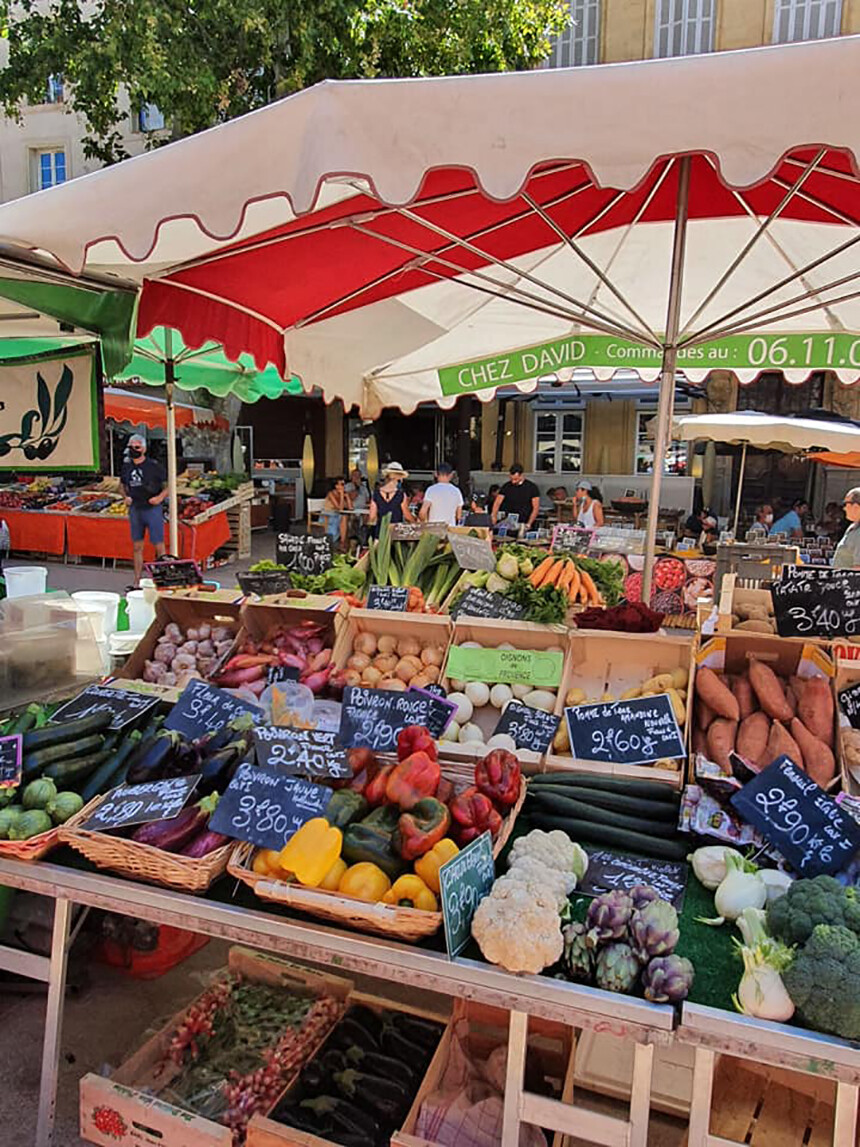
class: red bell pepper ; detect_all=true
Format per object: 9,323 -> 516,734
449,787 -> 503,845
475,749 -> 521,810
348,747 -> 378,776
394,797 -> 451,861
385,750 -> 440,810
364,763 -> 397,806
397,725 -> 437,763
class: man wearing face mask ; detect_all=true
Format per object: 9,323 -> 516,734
121,434 -> 167,586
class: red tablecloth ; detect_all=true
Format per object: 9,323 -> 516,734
66,511 -> 231,562
1,509 -> 66,555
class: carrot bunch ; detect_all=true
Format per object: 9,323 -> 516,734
529,555 -> 604,606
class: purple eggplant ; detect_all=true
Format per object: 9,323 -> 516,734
132,793 -> 219,852
181,829 -> 231,857
198,737 -> 252,794
127,730 -> 183,784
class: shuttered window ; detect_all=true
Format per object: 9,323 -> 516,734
654,0 -> 715,58
773,0 -> 842,43
546,0 -> 601,68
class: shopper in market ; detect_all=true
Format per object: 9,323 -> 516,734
420,462 -> 464,526
833,488 -> 860,567
345,466 -> 370,546
490,464 -> 540,532
572,479 -> 604,528
121,433 -> 166,587
321,476 -> 350,551
367,461 -> 414,536
769,499 -> 808,539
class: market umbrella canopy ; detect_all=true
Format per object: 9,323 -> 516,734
670,412 -> 860,455
103,387 -> 229,430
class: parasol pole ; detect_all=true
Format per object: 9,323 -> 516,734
732,440 -> 748,536
164,327 -> 180,556
643,156 -> 692,604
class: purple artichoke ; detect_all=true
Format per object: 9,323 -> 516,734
642,955 -> 694,1003
629,884 -> 661,911
629,898 -> 680,963
586,890 -> 634,949
595,943 -> 641,994
562,922 -> 592,981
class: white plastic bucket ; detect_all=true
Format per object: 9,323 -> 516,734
77,602 -> 106,643
72,591 -> 120,636
126,589 -> 156,634
3,566 -> 47,599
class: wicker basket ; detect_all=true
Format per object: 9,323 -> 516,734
58,795 -> 234,893
0,823 -> 63,862
228,766 -> 526,942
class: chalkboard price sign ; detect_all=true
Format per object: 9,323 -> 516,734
339,686 -> 453,751
81,775 -> 200,832
275,533 -> 334,577
267,664 -> 300,685
145,558 -> 203,589
255,725 -> 352,780
439,831 -> 495,957
839,683 -> 860,731
164,679 -> 262,740
208,762 -> 332,851
578,849 -> 688,910
551,526 -> 593,556
450,587 -> 526,622
447,531 -> 495,572
731,754 -> 860,876
565,695 -> 685,767
0,735 -> 22,788
491,700 -> 559,754
772,567 -> 860,639
365,585 -> 409,612
51,684 -> 159,731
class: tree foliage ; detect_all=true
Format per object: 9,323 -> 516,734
0,0 -> 569,163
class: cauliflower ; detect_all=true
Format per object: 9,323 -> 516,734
497,856 -> 574,911
508,829 -> 588,883
767,875 -> 860,946
471,881 -> 563,974
783,924 -> 860,1040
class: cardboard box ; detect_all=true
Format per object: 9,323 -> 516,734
544,630 -> 694,788
247,992 -> 451,1147
80,948 -> 352,1147
117,596 -> 243,683
239,598 -> 345,652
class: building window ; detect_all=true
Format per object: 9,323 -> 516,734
546,0 -> 601,67
635,411 -> 687,474
33,148 -> 67,191
654,0 -> 715,58
535,411 -> 584,473
773,0 -> 842,42
137,103 -> 165,132
45,74 -> 64,104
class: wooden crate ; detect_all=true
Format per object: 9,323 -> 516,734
835,656 -> 860,795
187,482 -> 255,525
331,607 -> 452,701
114,595 -> 243,682
681,1056 -> 836,1147
80,947 -> 352,1147
247,991 -> 451,1147
223,500 -> 252,560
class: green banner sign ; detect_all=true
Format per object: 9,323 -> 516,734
445,645 -> 563,688
437,332 -> 860,396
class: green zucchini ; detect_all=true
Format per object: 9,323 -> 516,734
42,749 -> 114,784
22,712 -> 112,752
528,772 -> 679,802
80,731 -> 142,802
528,812 -> 689,860
22,734 -> 106,780
527,783 -> 678,821
528,790 -> 678,837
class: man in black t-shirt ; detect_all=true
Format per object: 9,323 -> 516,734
491,464 -> 540,531
121,434 -> 167,585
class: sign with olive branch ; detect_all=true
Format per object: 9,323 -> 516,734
0,348 -> 99,470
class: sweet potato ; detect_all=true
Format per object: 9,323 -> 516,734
696,698 -> 716,732
736,711 -> 770,767
691,726 -> 708,759
748,659 -> 793,722
707,718 -> 738,774
797,676 -> 834,748
731,674 -> 758,721
735,619 -> 775,634
783,683 -> 797,718
790,717 -> 836,788
761,720 -> 803,771
696,667 -> 740,722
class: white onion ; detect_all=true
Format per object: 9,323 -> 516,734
440,720 -> 460,743
486,733 -> 517,751
465,681 -> 491,708
490,683 -> 513,709
459,722 -> 484,744
446,692 -> 473,725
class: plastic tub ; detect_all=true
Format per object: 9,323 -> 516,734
260,681 -> 315,727
126,589 -> 156,634
72,591 -> 120,636
77,603 -> 106,643
3,566 -> 47,599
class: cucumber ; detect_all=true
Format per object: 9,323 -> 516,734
526,783 -> 678,821
528,812 -> 689,860
528,790 -> 678,837
529,772 -> 679,802
80,731 -> 142,802
42,750 -> 114,784
22,734 -> 106,780
22,712 -> 112,752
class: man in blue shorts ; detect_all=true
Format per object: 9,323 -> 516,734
121,434 -> 167,586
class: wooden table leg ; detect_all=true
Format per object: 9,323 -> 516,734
35,896 -> 71,1147
502,1010 -> 528,1147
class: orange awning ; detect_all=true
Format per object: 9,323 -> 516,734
104,388 -> 228,431
808,451 -> 860,468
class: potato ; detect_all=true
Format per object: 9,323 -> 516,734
736,711 -> 770,766
761,720 -> 803,770
670,666 -> 689,690
798,676 -> 834,747
749,660 -> 793,722
783,682 -> 797,718
696,698 -> 716,731
842,728 -> 860,772
620,686 -> 641,701
642,673 -> 674,694
696,667 -> 740,721
791,718 -> 836,787
736,619 -> 775,634
731,674 -> 758,721
553,723 -> 571,753
667,687 -> 686,724
706,718 -> 738,773
691,726 -> 708,758
565,687 -> 587,707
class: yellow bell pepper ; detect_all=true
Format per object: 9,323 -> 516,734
338,862 -> 391,903
253,848 -> 284,876
414,838 -> 459,894
383,874 -> 438,912
278,818 -> 342,887
320,856 -> 348,891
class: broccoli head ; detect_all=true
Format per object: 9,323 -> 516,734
766,875 -> 860,946
783,925 -> 860,1040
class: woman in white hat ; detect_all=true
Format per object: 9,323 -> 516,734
573,479 -> 604,529
367,462 -> 414,536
